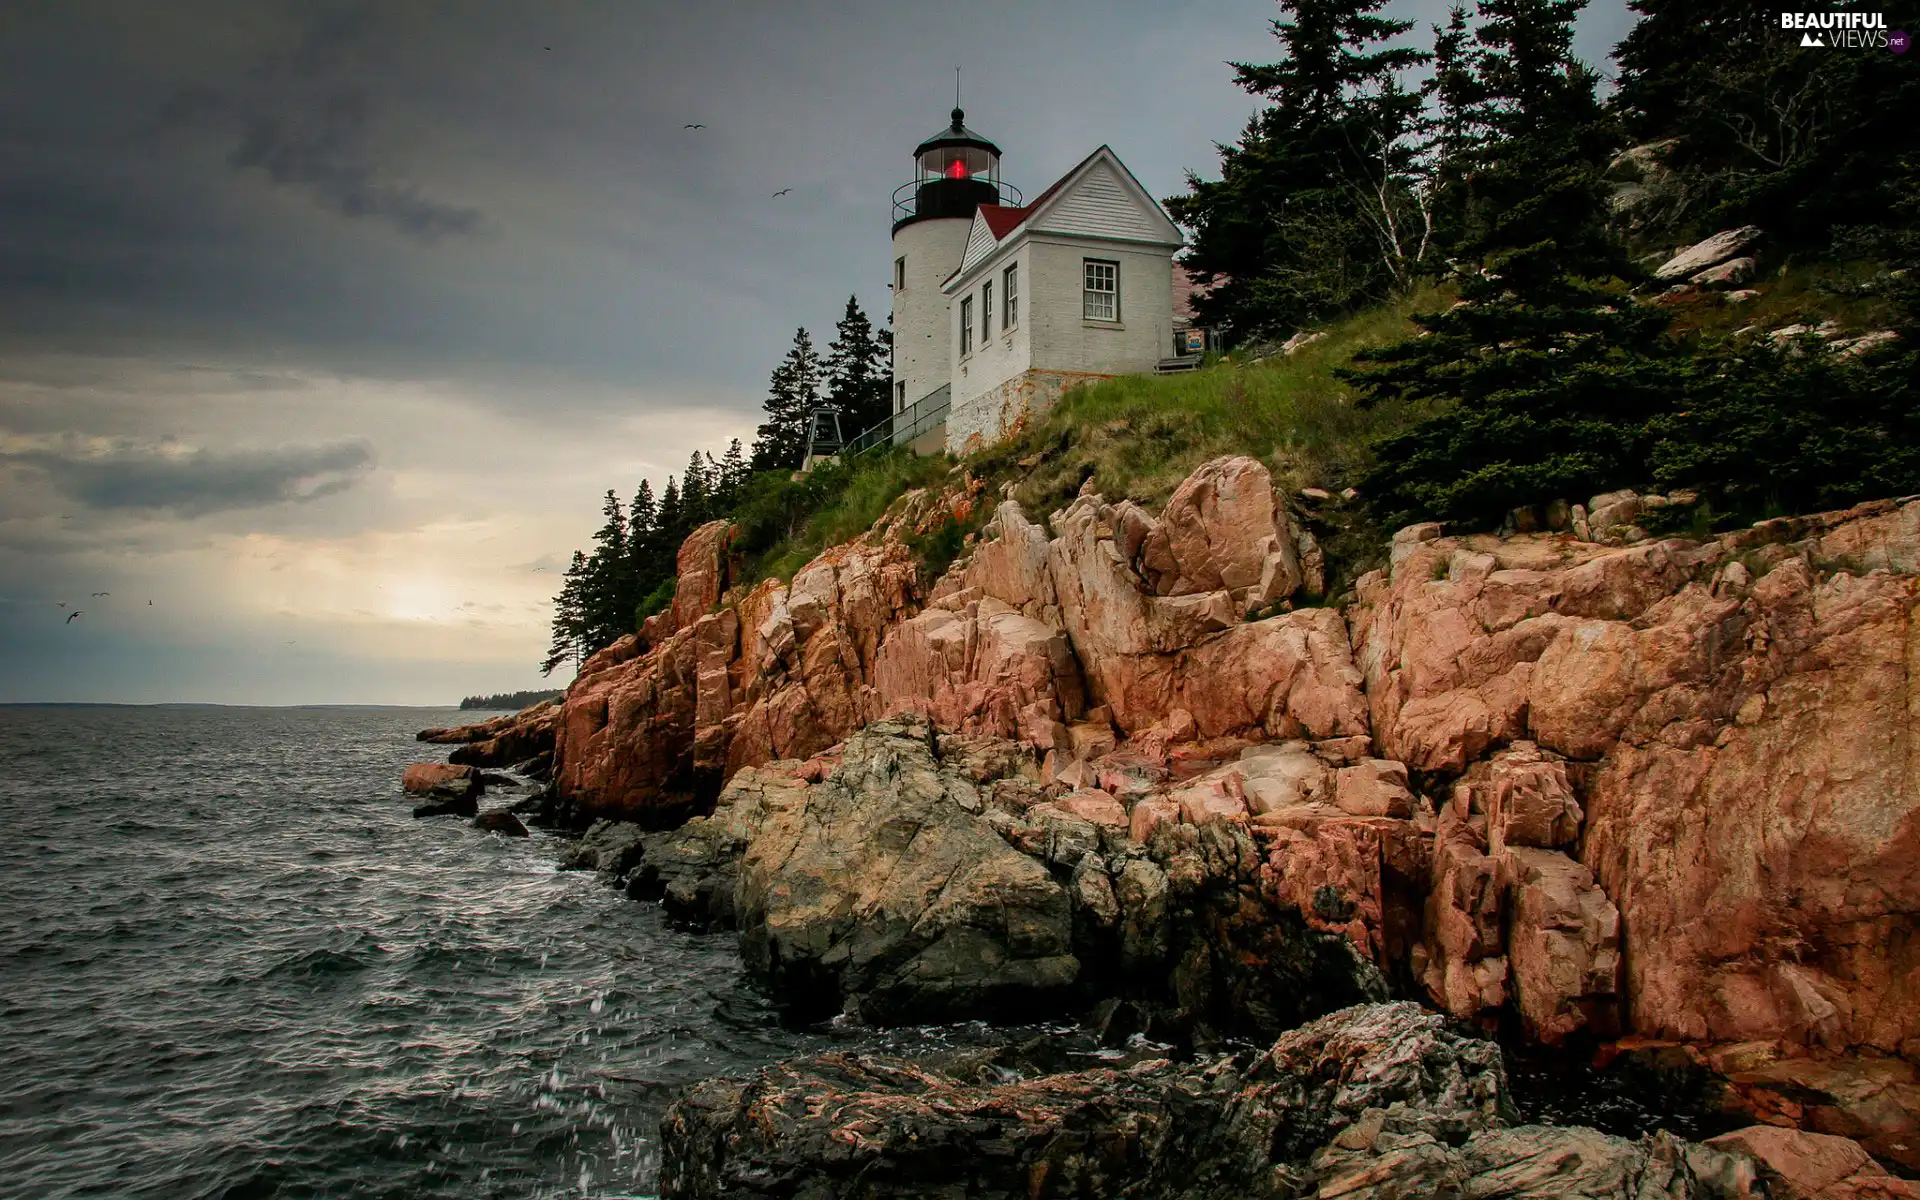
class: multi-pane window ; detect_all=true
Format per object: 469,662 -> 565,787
960,296 -> 973,356
1083,260 -> 1118,321
1003,264 -> 1018,328
894,256 -> 905,292
982,281 -> 992,339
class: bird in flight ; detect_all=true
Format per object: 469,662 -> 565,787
772,188 -> 793,197
91,591 -> 110,597
66,611 -> 82,624
684,123 -> 705,129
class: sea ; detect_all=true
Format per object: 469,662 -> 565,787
0,704 -> 844,1200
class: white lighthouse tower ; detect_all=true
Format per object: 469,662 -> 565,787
888,106 -> 1018,448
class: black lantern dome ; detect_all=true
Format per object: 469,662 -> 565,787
892,107 -> 1021,231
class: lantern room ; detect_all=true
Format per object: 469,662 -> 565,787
892,108 -> 1021,231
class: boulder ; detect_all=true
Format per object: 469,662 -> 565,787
472,809 -> 529,837
1655,226 -> 1764,281
1706,1126 -> 1919,1199
559,819 -> 648,876
1691,256 -> 1757,289
410,782 -> 478,818
1500,847 -> 1623,1044
734,715 -> 1080,1023
401,761 -> 475,795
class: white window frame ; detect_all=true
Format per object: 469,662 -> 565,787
959,296 -> 973,357
1002,263 -> 1018,329
1083,259 -> 1118,322
982,280 -> 992,339
894,256 -> 905,292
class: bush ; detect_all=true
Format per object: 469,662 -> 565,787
1650,335 -> 1920,520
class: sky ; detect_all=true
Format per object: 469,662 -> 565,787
0,0 -> 1635,705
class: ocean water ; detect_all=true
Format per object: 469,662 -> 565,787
0,704 -> 835,1199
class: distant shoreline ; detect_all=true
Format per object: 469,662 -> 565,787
0,702 -> 475,710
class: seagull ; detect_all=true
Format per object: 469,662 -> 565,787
91,591 -> 110,597
57,601 -> 66,608
66,611 -> 82,624
772,188 -> 793,197
684,123 -> 705,129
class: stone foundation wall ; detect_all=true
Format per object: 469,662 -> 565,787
945,369 -> 1112,455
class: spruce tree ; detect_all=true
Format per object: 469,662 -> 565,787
1611,0 -> 1919,246
1166,0 -> 1431,341
1349,0 -> 1675,529
715,439 -> 748,509
580,490 -> 634,651
681,450 -> 711,527
1424,3 -> 1481,253
655,475 -> 684,557
824,296 -> 891,437
751,328 -> 821,471
541,550 -> 591,675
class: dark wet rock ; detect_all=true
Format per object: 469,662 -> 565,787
411,781 -> 479,818
660,1001 -> 1765,1199
511,750 -> 554,782
475,771 -> 517,789
472,809 -> 529,837
559,819 -> 648,875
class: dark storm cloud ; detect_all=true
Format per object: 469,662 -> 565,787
5,438 -> 375,517
141,7 -> 482,242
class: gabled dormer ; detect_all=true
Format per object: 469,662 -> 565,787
943,145 -> 1183,295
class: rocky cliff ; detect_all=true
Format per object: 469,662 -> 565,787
492,455 -> 1920,1167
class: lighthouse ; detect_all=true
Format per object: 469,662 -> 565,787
889,107 -> 1020,436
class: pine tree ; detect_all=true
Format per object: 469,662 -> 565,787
655,475 -> 684,557
580,489 -> 634,651
627,478 -> 659,600
1165,0 -> 1431,342
823,296 -> 892,438
540,550 -> 591,675
751,328 -> 821,471
1347,0 -> 1675,529
1423,3 -> 1482,252
1610,0 -> 1919,247
681,450 -> 711,527
715,439 -> 748,509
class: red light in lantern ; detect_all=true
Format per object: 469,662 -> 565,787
947,159 -> 967,179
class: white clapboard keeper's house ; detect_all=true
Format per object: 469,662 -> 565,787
880,107 -> 1190,457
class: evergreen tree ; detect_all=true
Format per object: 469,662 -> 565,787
1348,0 -> 1673,529
1423,3 -> 1482,251
627,478 -> 660,602
540,550 -> 591,675
655,475 -> 684,557
681,450 -> 711,526
1166,0 -> 1431,341
751,328 -> 821,471
715,439 -> 748,509
1610,0 -> 1920,246
823,296 -> 892,437
580,490 -> 634,651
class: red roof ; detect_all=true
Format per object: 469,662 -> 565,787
972,147 -> 1102,247
977,205 -> 1027,238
